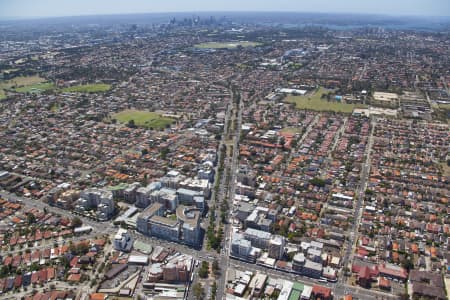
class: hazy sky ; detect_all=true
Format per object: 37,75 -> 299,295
0,0 -> 449,19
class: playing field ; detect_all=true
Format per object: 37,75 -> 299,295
438,103 -> 450,110
194,41 -> 261,49
285,87 -> 366,113
0,75 -> 49,99
0,75 -> 46,89
14,82 -> 55,93
61,83 -> 111,93
280,127 -> 302,134
112,110 -> 175,129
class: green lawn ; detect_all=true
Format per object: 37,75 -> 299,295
194,41 -> 261,49
0,75 -> 49,99
438,103 -> 450,110
0,75 -> 46,89
61,83 -> 111,93
280,127 -> 302,134
14,82 -> 55,93
285,87 -> 367,113
112,109 -> 175,129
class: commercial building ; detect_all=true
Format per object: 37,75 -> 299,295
128,255 -> 149,265
248,273 -> 267,297
108,183 -> 129,200
235,202 -> 255,222
135,182 -> 161,208
301,285 -> 312,300
243,228 -> 271,249
136,203 -> 201,247
150,188 -> 178,211
136,202 -> 165,234
198,161 -> 215,182
268,235 -> 285,259
302,260 -> 323,279
193,196 -> 205,213
292,253 -> 306,273
113,228 -> 134,252
148,216 -> 180,243
148,254 -> 192,283
124,182 -> 141,203
177,188 -> 202,206
230,233 -> 260,263
179,178 -> 211,199
162,262 -> 189,282
176,205 -> 201,247
75,188 -> 115,221
160,171 -> 186,190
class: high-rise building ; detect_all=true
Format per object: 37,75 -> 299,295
244,228 -> 271,249
268,235 -> 285,259
137,203 -> 201,247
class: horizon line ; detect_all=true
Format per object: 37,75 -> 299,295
1,10 -> 450,22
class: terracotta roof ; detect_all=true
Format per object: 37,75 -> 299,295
359,266 -> 371,280
312,285 -> 331,297
90,293 -> 106,300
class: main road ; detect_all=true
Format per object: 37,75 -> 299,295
1,190 -> 107,232
215,86 -> 243,300
334,117 -> 377,299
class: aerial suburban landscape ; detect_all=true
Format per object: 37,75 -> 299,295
0,1 -> 449,300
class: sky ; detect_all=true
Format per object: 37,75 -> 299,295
0,0 -> 449,19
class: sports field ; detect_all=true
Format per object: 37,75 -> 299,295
14,82 -> 55,93
280,127 -> 302,134
0,75 -> 46,89
0,75 -> 49,98
285,87 -> 366,113
438,103 -> 450,110
61,83 -> 111,93
112,110 -> 175,129
195,41 -> 261,49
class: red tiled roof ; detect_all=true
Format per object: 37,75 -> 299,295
378,264 -> 408,280
359,266 -> 371,280
70,256 -> 79,267
90,293 -> 106,300
31,272 -> 40,283
312,285 -> 332,297
67,273 -> 81,282
46,267 -> 55,280
378,277 -> 391,288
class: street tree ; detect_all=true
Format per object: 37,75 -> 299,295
71,217 -> 82,228
192,283 -> 204,300
212,259 -> 220,275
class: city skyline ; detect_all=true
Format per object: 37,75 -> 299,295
1,0 -> 450,19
